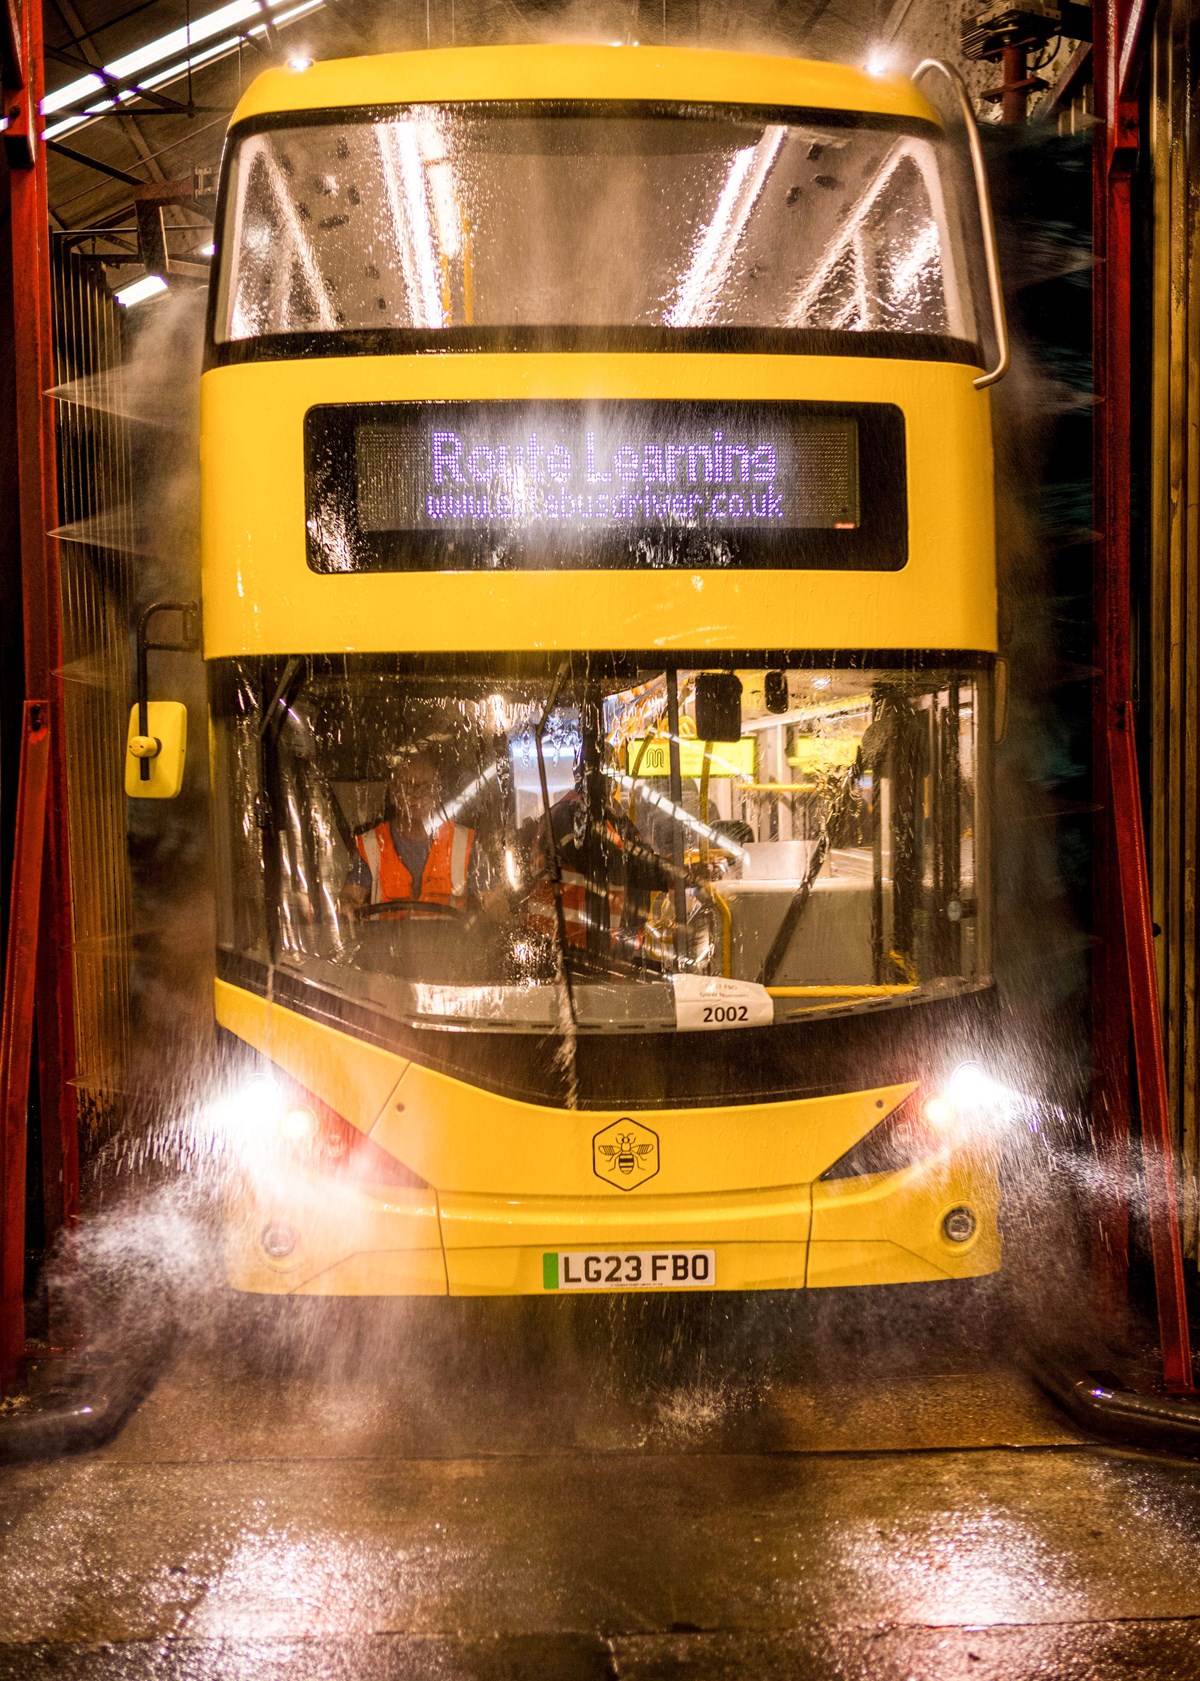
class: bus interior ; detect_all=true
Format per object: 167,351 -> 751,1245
211,658 -> 990,1033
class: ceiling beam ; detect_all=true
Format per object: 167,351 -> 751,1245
48,0 -> 169,199
49,0 -> 161,59
253,0 -> 282,54
46,137 -> 144,183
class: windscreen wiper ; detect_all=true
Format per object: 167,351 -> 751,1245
533,662 -> 578,1030
256,656 -> 304,970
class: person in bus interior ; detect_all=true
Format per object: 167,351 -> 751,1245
518,786 -> 671,956
342,745 -> 504,918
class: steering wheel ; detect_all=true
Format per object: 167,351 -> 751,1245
355,897 -> 472,923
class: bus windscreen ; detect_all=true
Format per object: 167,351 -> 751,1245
305,400 -> 906,573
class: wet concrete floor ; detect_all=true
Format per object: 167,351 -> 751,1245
3,1291 -> 1200,1680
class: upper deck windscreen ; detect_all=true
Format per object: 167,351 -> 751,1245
212,103 -> 981,348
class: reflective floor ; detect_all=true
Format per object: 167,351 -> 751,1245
3,1291 -> 1200,1680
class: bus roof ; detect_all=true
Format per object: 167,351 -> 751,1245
228,44 -> 941,130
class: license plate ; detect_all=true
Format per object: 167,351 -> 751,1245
542,1249 -> 715,1291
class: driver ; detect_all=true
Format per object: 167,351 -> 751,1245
343,745 -> 490,916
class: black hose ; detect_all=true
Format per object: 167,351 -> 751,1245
0,1341 -> 167,1464
1037,1363 -> 1200,1457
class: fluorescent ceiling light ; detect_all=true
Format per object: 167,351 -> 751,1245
197,241 -> 216,257
115,273 -> 168,307
45,0 -> 279,111
42,0 -> 325,138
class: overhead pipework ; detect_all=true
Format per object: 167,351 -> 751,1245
962,0 -> 1094,123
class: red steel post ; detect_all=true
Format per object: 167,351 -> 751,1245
1000,41 -> 1030,125
0,704 -> 50,1388
6,0 -> 79,1254
1090,0 -> 1131,1311
1093,0 -> 1194,1388
1110,705 -> 1195,1391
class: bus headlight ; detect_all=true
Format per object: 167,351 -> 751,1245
215,1070 -> 427,1188
946,1060 -> 1011,1109
281,1105 -> 318,1144
920,1095 -> 956,1133
945,1060 -> 1028,1135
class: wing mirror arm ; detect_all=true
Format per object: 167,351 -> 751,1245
126,600 -> 201,799
912,58 -> 1010,391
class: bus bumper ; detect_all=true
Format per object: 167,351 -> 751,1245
222,1157 -> 1000,1297
214,981 -> 1002,1297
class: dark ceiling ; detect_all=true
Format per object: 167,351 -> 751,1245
43,0 -> 900,271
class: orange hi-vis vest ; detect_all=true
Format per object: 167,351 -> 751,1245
524,871 -> 626,948
522,815 -> 631,948
355,820 -> 473,907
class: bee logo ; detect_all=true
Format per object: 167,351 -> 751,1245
593,1120 -> 659,1191
604,1133 -> 653,1176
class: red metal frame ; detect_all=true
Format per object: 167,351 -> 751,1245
1,0 -> 33,169
0,705 -> 50,1388
1093,0 -> 1195,1392
1090,0 -> 1132,1310
1,0 -> 79,1390
1110,706 -> 1194,1387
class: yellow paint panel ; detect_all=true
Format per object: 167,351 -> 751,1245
215,980 -> 914,1198
807,1155 -> 1001,1285
214,977 -> 407,1134
229,1242 -> 447,1296
230,45 -> 939,128
439,1183 -> 811,1250
201,355 -> 996,659
291,1250 -> 448,1296
213,981 -> 1000,1299
805,1240 -> 956,1287
377,1055 -> 915,1197
222,1157 -> 443,1293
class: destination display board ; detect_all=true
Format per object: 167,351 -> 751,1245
305,400 -> 907,574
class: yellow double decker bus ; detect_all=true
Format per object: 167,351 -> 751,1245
186,44 -> 1007,1299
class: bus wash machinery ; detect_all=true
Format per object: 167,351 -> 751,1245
1,19 -> 1198,1451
